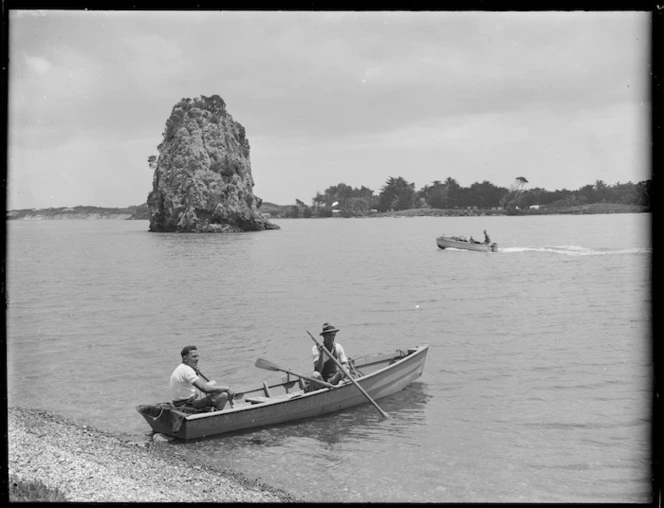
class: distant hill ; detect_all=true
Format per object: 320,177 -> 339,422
6,205 -> 144,220
128,203 -> 149,219
258,202 -> 292,217
6,202 -> 283,220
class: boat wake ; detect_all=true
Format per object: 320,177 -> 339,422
499,245 -> 651,256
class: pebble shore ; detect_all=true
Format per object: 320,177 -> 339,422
8,407 -> 300,502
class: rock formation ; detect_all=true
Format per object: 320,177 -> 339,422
147,95 -> 279,232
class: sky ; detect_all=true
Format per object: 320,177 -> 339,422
7,10 -> 652,210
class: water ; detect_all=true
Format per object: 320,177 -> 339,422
6,214 -> 652,502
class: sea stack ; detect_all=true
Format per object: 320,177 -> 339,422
147,95 -> 279,232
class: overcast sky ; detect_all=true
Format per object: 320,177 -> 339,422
8,10 -> 651,210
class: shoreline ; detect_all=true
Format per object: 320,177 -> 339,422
8,407 -> 300,502
6,203 -> 648,221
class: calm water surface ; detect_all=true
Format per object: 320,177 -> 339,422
6,214 -> 652,502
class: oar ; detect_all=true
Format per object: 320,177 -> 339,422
254,358 -> 336,389
306,330 -> 389,419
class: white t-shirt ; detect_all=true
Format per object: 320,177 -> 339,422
170,363 -> 199,401
311,343 -> 348,365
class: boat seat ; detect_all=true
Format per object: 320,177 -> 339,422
246,392 -> 303,405
281,376 -> 306,392
246,396 -> 272,405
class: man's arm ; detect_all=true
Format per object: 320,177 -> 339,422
313,345 -> 326,373
336,345 -> 351,376
193,378 -> 233,396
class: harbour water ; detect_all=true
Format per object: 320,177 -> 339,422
6,213 -> 652,502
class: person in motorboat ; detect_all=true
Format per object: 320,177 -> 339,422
469,236 -> 480,244
170,346 -> 235,411
305,323 -> 351,392
483,230 -> 491,244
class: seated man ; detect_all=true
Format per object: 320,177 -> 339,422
170,345 -> 234,411
306,323 -> 350,392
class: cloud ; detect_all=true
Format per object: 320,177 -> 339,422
7,10 -> 650,209
25,55 -> 52,74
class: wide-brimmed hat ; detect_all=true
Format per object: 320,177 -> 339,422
320,323 -> 340,335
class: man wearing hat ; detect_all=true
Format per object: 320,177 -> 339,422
308,323 -> 350,389
170,345 -> 235,411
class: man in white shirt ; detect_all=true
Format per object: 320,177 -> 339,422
170,346 -> 235,411
307,323 -> 350,390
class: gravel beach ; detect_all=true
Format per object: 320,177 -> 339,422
8,407 -> 300,502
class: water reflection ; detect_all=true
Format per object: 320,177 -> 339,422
183,382 -> 434,500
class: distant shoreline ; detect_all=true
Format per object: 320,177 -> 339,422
6,202 -> 648,221
368,203 -> 648,217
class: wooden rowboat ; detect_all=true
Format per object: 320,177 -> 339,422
136,345 -> 428,440
436,235 -> 498,252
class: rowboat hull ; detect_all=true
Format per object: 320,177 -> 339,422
436,236 -> 498,252
137,345 -> 428,440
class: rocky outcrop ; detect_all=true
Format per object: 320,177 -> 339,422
147,95 -> 279,232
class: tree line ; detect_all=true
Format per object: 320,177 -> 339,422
282,176 -> 651,218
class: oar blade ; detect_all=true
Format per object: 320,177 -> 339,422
255,358 -> 280,372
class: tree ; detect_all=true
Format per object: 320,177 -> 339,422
312,192 -> 325,210
594,180 -> 608,202
472,180 -> 507,208
500,176 -> 530,211
317,183 -> 376,210
340,197 -> 371,217
577,184 -> 595,204
635,180 -> 651,207
377,176 -> 416,212
443,177 -> 462,208
419,180 -> 447,209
